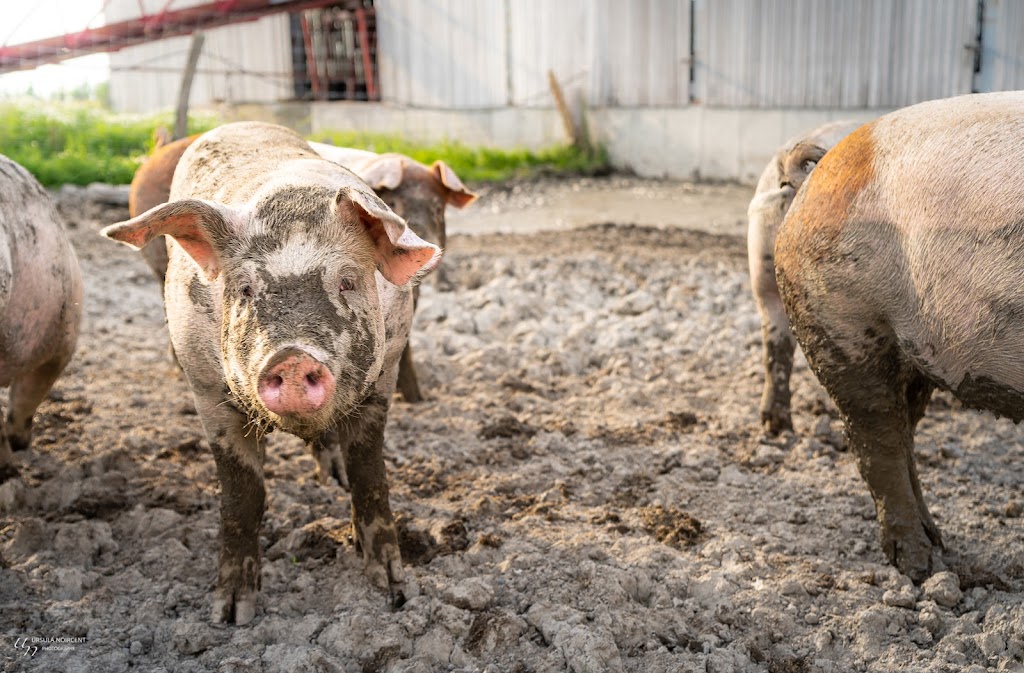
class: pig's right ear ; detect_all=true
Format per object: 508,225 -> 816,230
101,200 -> 240,281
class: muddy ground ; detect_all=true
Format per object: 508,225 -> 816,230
1,176 -> 1023,673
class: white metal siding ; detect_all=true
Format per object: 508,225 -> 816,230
107,0 -> 294,113
378,0 -> 691,109
980,0 -> 1024,91
376,0 -> 508,108
508,0 -> 691,108
693,0 -> 978,108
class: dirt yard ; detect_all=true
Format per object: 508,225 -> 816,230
1,176 -> 1022,673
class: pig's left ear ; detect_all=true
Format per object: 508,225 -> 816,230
431,161 -> 477,208
335,187 -> 441,287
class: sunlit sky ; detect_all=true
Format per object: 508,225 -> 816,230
0,0 -> 110,95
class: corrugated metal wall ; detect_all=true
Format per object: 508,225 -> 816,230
978,0 -> 1024,91
375,0 -> 508,108
692,0 -> 978,108
377,0 -> 691,109
507,0 -> 690,107
107,0 -> 294,114
107,0 -> 1024,114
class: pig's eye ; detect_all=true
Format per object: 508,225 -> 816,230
339,278 -> 355,293
240,285 -> 254,299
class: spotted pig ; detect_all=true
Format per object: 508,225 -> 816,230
103,121 -> 441,624
747,121 -> 860,434
776,92 -> 1024,580
0,155 -> 83,481
128,135 -> 476,403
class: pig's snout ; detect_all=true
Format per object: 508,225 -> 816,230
257,348 -> 335,417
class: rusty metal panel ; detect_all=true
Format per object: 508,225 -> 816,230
376,0 -> 507,108
509,0 -> 691,108
693,0 -> 977,108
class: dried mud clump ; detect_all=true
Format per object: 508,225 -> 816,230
639,505 -> 702,548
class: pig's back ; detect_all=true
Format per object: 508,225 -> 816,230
0,156 -> 81,380
171,122 -> 319,204
783,92 -> 1024,400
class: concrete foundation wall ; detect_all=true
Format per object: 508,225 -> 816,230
274,102 -> 890,184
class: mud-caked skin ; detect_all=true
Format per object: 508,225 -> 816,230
0,155 -> 83,482
129,137 -> 477,404
747,121 -> 860,435
103,122 -> 441,624
775,92 -> 1024,581
306,143 -> 478,403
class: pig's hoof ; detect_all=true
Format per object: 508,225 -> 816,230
8,430 -> 31,453
315,449 -> 349,489
760,408 -> 793,436
885,527 -> 936,583
0,463 -> 20,484
366,542 -> 405,590
211,586 -> 258,625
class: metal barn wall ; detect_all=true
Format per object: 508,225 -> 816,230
375,0 -> 508,108
106,0 -> 294,113
693,0 -> 978,108
376,0 -> 691,109
978,0 -> 1024,91
507,0 -> 691,107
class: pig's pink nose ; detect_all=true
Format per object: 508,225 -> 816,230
257,349 -> 335,417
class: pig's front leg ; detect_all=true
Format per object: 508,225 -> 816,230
338,392 -> 404,596
196,393 -> 267,625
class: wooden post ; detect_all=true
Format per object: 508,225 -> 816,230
174,31 -> 205,140
548,70 -> 576,145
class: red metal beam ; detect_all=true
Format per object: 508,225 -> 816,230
354,6 -> 376,101
0,0 -> 343,74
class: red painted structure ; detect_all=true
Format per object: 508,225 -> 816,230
0,0 -> 342,75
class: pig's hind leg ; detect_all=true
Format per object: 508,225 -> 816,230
396,344 -> 424,403
337,392 -> 405,600
0,410 -> 19,483
6,355 -> 69,453
794,314 -> 942,580
307,427 -> 348,489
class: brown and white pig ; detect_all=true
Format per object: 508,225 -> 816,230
128,135 -> 476,403
775,91 -> 1024,580
129,132 -> 201,282
103,121 -> 441,624
747,121 -> 860,435
307,144 -> 477,402
0,155 -> 83,481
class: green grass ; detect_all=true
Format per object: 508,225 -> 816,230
0,102 -> 217,187
0,102 -> 608,187
313,130 -> 608,183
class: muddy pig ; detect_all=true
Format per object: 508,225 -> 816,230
129,135 -> 476,403
0,155 -> 83,481
308,142 -> 477,402
103,121 -> 441,624
748,121 -> 860,435
775,91 -> 1024,580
